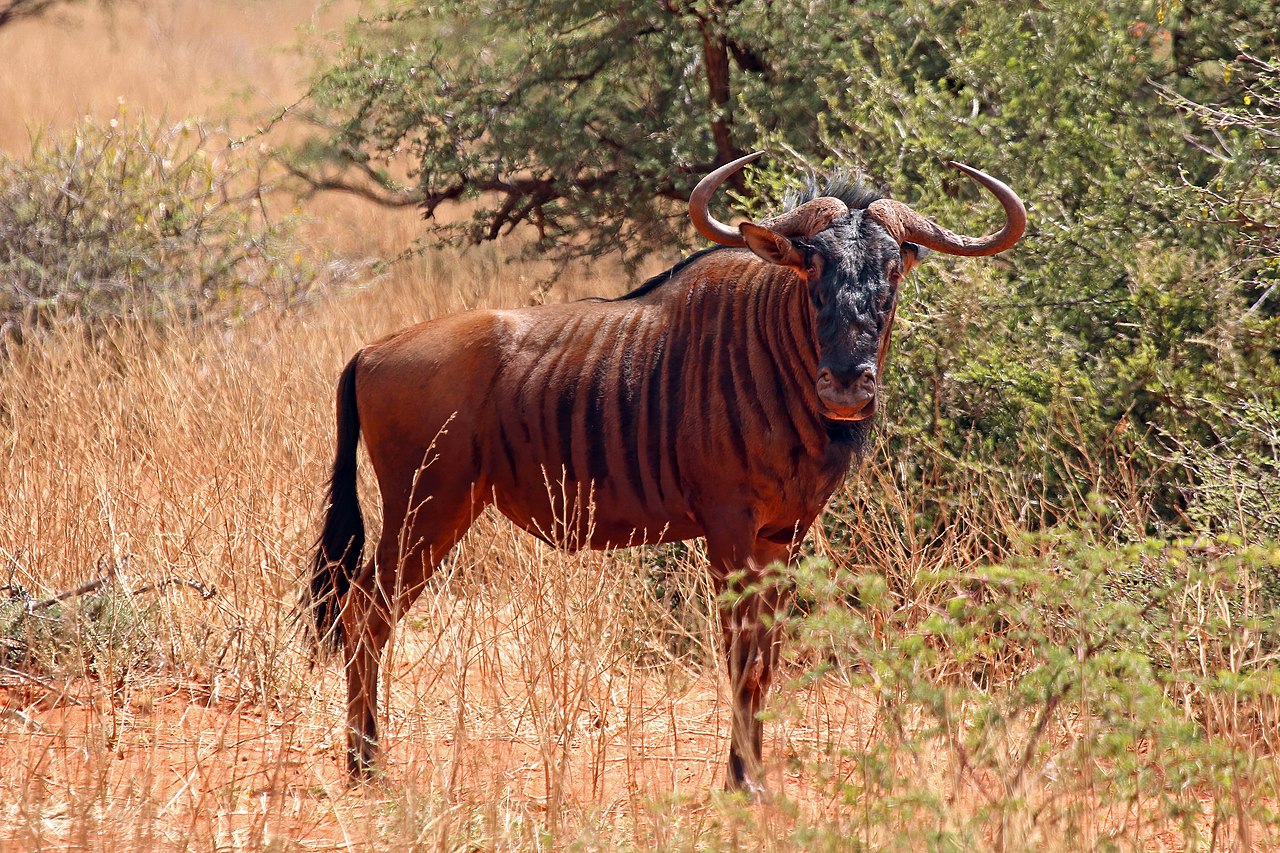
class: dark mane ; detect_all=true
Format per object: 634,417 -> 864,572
784,172 -> 884,213
604,245 -> 729,302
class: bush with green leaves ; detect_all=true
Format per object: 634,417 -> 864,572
0,112 -> 325,336
764,533 -> 1280,850
743,3 -> 1280,545
1,585 -> 158,681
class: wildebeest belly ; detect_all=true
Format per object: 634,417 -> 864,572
490,478 -> 703,550
483,437 -> 703,550
482,427 -> 845,551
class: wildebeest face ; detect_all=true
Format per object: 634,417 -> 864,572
807,216 -> 922,422
742,215 -> 925,423
700,152 -> 1022,432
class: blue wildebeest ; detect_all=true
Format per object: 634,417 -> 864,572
306,153 -> 1025,797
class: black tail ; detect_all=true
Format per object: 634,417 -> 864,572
307,353 -> 365,656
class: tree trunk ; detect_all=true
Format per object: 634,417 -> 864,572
699,11 -> 740,186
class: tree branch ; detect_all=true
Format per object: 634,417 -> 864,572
699,11 -> 740,171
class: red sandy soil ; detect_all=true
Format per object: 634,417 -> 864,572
0,659 -> 1257,851
0,664 -> 822,850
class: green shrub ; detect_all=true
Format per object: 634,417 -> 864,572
0,111 -> 326,337
773,533 -> 1280,850
1169,396 -> 1280,543
1,584 -> 158,680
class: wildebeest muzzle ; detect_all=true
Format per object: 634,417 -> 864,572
816,361 -> 878,422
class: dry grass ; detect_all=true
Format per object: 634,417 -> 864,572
1,2 -> 1278,851
0,0 -> 359,153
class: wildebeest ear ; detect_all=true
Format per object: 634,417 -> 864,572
901,241 -> 930,277
739,223 -> 806,269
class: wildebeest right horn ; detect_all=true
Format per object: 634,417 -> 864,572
690,152 -> 851,246
762,197 -> 850,240
689,152 -> 764,247
866,162 -> 1026,256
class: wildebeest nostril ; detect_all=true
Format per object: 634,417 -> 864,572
853,368 -> 877,397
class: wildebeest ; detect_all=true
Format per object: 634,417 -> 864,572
306,152 -> 1025,797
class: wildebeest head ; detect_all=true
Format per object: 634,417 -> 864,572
690,152 -> 1026,423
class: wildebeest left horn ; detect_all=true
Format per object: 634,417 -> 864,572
689,152 -> 764,247
866,162 -> 1026,257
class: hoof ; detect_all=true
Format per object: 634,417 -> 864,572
345,759 -> 383,786
345,735 -> 380,783
725,772 -> 772,804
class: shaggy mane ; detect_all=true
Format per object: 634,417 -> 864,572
784,171 -> 884,213
605,245 -> 728,302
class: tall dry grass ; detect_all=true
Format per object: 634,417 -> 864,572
0,0 -> 359,153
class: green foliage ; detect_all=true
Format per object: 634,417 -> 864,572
0,111 -> 326,338
1160,52 -> 1280,318
777,534 -> 1280,849
1,583 -> 159,680
1171,396 -> 1280,540
742,4 -> 1280,539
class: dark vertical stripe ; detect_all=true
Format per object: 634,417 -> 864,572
541,317 -> 585,486
700,287 -> 729,443
496,416 -> 519,482
718,286 -> 751,465
743,272 -> 784,430
614,312 -> 646,506
555,377 -> 580,485
661,292 -> 691,502
641,327 -> 668,506
583,318 -> 613,486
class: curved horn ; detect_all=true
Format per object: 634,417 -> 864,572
689,151 -> 764,247
866,162 -> 1026,257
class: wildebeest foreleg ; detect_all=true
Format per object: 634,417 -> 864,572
707,535 -> 793,798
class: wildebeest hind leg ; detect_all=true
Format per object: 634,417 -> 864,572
341,477 -> 490,779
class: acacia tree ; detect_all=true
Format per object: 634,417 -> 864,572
293,0 -> 1280,531
288,0 -> 941,263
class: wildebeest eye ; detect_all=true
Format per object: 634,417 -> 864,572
805,251 -> 824,279
878,264 -> 900,310
884,258 -> 903,285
